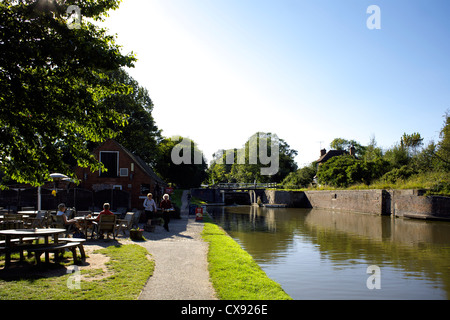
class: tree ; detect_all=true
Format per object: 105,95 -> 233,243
363,135 -> 383,162
154,136 -> 208,188
435,111 -> 450,171
99,69 -> 162,167
0,0 -> 135,187
330,138 -> 366,158
317,154 -> 390,187
411,141 -> 438,172
206,160 -> 231,185
222,132 -> 297,183
401,132 -> 423,157
383,143 -> 410,169
317,155 -> 356,187
281,164 -> 316,189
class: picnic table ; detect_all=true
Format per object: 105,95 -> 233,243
17,211 -> 38,217
0,228 -> 84,268
74,215 -> 98,238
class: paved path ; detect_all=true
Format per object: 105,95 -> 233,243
138,191 -> 217,300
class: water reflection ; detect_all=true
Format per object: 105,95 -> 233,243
208,206 -> 450,300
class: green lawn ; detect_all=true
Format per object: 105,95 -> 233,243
0,244 -> 154,300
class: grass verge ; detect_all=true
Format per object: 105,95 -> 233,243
201,215 -> 292,300
0,244 -> 154,300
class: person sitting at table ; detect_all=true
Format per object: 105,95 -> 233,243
95,202 -> 114,222
95,203 -> 114,239
57,203 -> 81,231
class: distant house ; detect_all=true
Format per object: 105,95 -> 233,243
313,146 -> 356,184
316,146 -> 356,166
74,139 -> 167,210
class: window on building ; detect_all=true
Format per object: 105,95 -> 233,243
99,151 -> 119,177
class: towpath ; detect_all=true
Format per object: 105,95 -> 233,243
138,190 -> 217,300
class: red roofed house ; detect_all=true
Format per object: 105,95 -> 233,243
75,139 -> 167,210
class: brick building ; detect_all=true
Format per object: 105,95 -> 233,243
75,139 -> 167,210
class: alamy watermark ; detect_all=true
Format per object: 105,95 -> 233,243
171,133 -> 280,176
367,5 -> 381,30
366,265 -> 381,289
67,265 -> 81,290
66,5 -> 81,30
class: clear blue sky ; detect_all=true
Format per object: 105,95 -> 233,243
100,0 -> 450,167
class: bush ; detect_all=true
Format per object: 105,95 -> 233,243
317,155 -> 392,188
381,165 -> 417,184
428,180 -> 450,196
317,155 -> 356,187
281,165 -> 316,189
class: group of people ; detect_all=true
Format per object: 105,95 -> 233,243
143,193 -> 173,231
55,193 -> 174,236
57,202 -> 115,238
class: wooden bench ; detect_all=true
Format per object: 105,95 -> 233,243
58,238 -> 86,261
1,241 -> 84,266
0,237 -> 40,260
0,237 -> 39,245
32,242 -> 84,265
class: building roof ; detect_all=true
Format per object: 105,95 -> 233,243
316,149 -> 349,164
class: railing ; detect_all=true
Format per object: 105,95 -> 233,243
215,183 -> 277,189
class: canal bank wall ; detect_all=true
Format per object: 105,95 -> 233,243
387,189 -> 450,220
268,189 -> 450,220
191,188 -> 450,220
302,189 -> 387,215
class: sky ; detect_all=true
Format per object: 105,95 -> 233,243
98,0 -> 450,167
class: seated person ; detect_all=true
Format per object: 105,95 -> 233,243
95,203 -> 114,239
57,203 -> 80,230
95,202 -> 114,222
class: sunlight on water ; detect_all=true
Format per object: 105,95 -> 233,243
208,206 -> 450,300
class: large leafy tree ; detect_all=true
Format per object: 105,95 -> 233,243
0,0 -> 135,187
155,136 -> 208,189
330,137 -> 366,158
98,69 -> 162,167
207,132 -> 297,184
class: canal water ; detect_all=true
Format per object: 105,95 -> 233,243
207,206 -> 450,300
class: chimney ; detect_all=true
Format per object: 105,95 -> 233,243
320,149 -> 327,157
349,146 -> 355,156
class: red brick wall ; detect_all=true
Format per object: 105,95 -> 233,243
74,140 -> 164,210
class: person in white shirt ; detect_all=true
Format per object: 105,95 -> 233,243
143,193 -> 157,224
56,203 -> 80,229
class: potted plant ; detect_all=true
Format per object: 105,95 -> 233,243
130,228 -> 145,241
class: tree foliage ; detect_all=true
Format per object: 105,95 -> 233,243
154,136 -> 208,189
97,69 -> 162,167
206,132 -> 297,184
330,137 -> 366,157
401,132 -> 423,157
317,155 -> 390,188
435,111 -> 450,171
281,164 -> 316,189
0,0 -> 135,187
316,113 -> 449,189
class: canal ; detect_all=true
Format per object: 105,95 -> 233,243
207,205 -> 450,300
